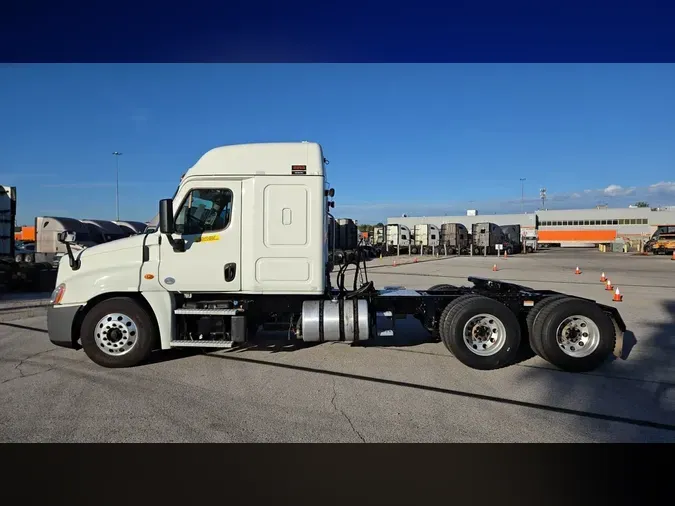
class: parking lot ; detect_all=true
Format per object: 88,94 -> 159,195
0,248 -> 673,442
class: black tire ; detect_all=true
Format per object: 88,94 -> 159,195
427,283 -> 456,292
526,294 -> 570,362
439,295 -> 521,369
432,294 -> 480,346
505,246 -> 513,256
80,297 -> 157,368
425,284 -> 461,340
14,254 -> 23,262
410,247 -> 418,255
532,297 -> 616,373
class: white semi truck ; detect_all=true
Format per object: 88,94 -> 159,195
47,141 -> 625,373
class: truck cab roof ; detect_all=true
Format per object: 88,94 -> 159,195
182,141 -> 326,179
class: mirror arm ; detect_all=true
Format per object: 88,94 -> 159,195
64,242 -> 81,270
165,234 -> 185,253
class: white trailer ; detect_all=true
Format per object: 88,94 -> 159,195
46,141 -> 626,375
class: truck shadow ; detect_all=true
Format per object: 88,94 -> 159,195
510,299 -> 675,441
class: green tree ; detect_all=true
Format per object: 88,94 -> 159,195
634,201 -> 649,208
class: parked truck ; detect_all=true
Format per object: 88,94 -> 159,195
33,216 -> 97,268
81,220 -> 130,244
327,216 -> 362,264
523,229 -> 538,253
500,224 -> 522,255
471,222 -> 503,255
439,223 -> 470,255
46,141 -> 625,375
0,187 -> 57,292
114,221 -> 148,235
383,224 -> 414,254
413,224 -> 440,255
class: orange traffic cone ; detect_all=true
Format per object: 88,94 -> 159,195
605,279 -> 613,291
575,266 -> 582,275
612,287 -> 623,302
600,272 -> 606,282
414,257 -> 418,263
392,260 -> 397,267
672,251 -> 675,261
492,264 -> 498,271
504,250 -> 508,259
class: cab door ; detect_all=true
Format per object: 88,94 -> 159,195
158,181 -> 241,293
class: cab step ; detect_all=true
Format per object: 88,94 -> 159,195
174,308 -> 242,316
170,340 -> 237,348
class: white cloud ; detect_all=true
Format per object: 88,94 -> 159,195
602,184 -> 636,197
648,181 -> 675,194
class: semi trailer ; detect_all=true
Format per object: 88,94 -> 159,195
47,141 -> 625,374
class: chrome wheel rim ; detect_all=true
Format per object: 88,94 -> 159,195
462,313 -> 507,356
94,313 -> 139,356
555,315 -> 600,358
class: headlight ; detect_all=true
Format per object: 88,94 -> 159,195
50,283 -> 66,305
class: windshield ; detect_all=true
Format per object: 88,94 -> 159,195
651,225 -> 675,239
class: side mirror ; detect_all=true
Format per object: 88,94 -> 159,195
57,230 -> 77,244
159,199 -> 175,234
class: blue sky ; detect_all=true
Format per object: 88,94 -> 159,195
1,63 -> 674,226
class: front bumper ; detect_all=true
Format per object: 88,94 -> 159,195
47,304 -> 82,349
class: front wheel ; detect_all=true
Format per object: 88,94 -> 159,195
531,297 -> 616,372
80,297 -> 157,368
439,295 -> 521,369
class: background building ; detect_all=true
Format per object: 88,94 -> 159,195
387,207 -> 675,247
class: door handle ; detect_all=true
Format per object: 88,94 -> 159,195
224,263 -> 236,282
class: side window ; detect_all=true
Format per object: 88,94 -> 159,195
174,188 -> 233,235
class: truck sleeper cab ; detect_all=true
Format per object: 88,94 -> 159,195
47,142 -> 626,375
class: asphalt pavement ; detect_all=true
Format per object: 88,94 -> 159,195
1,248 -> 673,442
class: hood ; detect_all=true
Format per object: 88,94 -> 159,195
78,233 -> 146,258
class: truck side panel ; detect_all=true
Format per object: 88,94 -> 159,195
241,175 -> 325,294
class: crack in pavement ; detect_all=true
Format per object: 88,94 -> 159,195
331,378 -> 366,443
1,349 -> 57,385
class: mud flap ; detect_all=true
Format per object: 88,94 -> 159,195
610,316 -> 624,359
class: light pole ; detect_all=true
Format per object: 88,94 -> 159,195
520,178 -> 526,213
112,152 -> 122,221
540,188 -> 547,210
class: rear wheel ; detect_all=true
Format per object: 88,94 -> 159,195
80,297 -> 157,368
439,295 -> 521,369
531,297 -> 616,372
526,295 -> 570,361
